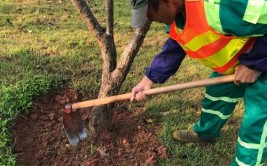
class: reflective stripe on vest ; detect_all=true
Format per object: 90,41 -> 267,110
169,0 -> 255,74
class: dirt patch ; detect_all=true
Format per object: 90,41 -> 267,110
11,88 -> 167,165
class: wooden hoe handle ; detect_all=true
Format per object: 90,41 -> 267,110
71,74 -> 235,110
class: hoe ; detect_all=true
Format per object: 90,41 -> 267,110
63,74 -> 235,145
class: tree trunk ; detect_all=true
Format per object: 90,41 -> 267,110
70,0 -> 152,142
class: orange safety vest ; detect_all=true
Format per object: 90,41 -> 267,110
169,0 -> 255,74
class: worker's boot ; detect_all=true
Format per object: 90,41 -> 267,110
172,130 -> 215,144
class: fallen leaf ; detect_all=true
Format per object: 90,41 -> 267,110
147,133 -> 152,139
121,138 -> 130,147
157,146 -> 168,159
196,107 -> 201,116
96,147 -> 108,158
146,118 -> 154,123
145,156 -> 156,165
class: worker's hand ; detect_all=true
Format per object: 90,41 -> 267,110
234,64 -> 261,85
130,76 -> 154,101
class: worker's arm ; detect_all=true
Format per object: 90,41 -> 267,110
239,35 -> 267,71
235,35 -> 267,84
145,38 -> 186,84
131,38 -> 186,101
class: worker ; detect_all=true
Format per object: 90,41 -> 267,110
130,0 -> 267,165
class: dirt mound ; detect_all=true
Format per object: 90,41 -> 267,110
11,88 -> 167,165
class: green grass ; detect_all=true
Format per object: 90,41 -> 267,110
0,0 -> 246,165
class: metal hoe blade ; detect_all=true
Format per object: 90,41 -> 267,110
62,104 -> 88,145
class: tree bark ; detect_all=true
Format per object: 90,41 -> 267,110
70,0 -> 152,141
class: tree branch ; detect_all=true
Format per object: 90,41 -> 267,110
103,0 -> 117,73
71,0 -> 117,74
70,0 -> 105,41
105,0 -> 114,35
112,18 -> 152,81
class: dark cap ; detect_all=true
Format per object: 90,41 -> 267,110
130,0 -> 148,28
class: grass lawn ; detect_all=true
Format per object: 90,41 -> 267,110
0,0 -> 246,165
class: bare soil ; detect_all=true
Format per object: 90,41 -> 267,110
11,88 -> 167,166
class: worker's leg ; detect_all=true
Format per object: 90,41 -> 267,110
193,72 -> 246,139
231,74 -> 267,166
